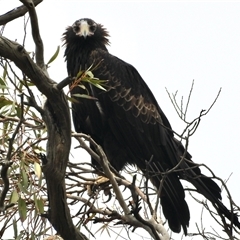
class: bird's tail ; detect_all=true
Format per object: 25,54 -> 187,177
151,173 -> 190,234
135,131 -> 194,234
173,138 -> 240,230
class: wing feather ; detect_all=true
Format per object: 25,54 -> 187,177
85,49 -> 190,233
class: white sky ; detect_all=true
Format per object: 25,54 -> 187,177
1,1 -> 240,239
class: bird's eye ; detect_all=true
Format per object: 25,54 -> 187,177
90,25 -> 96,32
72,20 -> 81,33
73,25 -> 80,33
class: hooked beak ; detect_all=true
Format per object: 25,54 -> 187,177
79,21 -> 89,38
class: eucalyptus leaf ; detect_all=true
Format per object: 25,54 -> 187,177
72,93 -> 98,100
10,189 -> 19,203
18,197 -> 27,222
47,46 -> 60,65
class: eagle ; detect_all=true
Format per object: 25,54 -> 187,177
62,18 -> 240,234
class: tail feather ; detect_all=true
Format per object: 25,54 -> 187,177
161,195 -> 189,234
187,173 -> 240,228
174,138 -> 240,229
150,169 -> 190,235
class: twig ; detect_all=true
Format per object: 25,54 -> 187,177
165,89 -> 182,120
22,14 -> 30,47
203,87 -> 222,115
184,79 -> 194,121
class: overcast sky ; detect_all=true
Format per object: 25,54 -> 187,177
1,1 -> 240,239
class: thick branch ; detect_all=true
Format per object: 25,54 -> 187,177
0,35 -> 88,240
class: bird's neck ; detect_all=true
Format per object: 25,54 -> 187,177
65,39 -> 107,76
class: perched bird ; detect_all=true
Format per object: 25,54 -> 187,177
62,18 -> 240,234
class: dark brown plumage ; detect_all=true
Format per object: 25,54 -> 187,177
62,18 -> 240,234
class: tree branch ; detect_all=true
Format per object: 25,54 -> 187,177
0,29 -> 88,240
0,0 -> 43,26
0,36 -> 53,97
76,134 -> 169,240
20,0 -> 47,73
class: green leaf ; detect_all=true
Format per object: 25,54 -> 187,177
81,76 -> 107,91
34,162 -> 42,179
30,232 -> 36,240
76,83 -> 86,90
34,194 -> 44,214
10,189 -> 19,203
90,82 -> 106,91
0,97 -> 13,109
10,101 -> 16,115
25,80 -> 35,87
36,198 -> 44,214
21,168 -> 29,191
3,120 -> 9,132
72,93 -> 98,100
3,62 -> 7,80
15,106 -> 22,118
47,46 -> 60,65
0,77 -> 6,86
0,85 -> 9,89
86,70 -> 94,78
13,218 -> 18,238
0,77 -> 8,93
18,197 -> 27,222
66,96 -> 80,104
16,231 -> 24,240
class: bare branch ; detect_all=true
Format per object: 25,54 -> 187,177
94,140 -> 131,215
0,0 -> 43,26
184,79 -> 194,120
20,0 -> 47,73
0,35 -> 53,97
73,133 -> 169,240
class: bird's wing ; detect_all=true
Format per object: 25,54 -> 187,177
86,49 -> 190,233
88,49 -> 179,167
